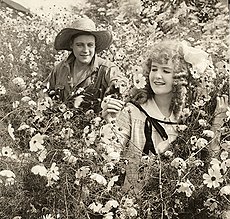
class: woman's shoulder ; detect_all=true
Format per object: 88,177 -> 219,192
121,102 -> 146,120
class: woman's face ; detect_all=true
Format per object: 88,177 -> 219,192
71,34 -> 96,65
149,60 -> 174,95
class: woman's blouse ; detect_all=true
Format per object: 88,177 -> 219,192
116,99 -> 178,192
116,99 -> 178,154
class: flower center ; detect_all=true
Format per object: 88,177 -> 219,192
211,176 -> 216,181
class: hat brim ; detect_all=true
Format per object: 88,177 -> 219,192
54,28 -> 113,53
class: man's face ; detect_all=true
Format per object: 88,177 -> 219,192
71,35 -> 96,65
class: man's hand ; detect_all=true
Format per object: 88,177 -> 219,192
101,96 -> 124,121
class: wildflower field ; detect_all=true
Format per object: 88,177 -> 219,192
0,0 -> 230,218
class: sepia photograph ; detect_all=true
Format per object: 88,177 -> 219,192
0,0 -> 229,218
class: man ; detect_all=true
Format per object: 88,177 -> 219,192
45,17 -> 124,117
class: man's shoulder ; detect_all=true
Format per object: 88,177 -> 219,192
54,57 -> 71,71
55,53 -> 74,68
97,56 -> 116,68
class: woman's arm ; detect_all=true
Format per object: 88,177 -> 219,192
210,95 -> 229,153
115,106 -> 132,147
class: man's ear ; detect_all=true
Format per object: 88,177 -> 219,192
69,42 -> 73,49
69,38 -> 74,49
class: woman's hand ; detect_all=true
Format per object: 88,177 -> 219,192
213,95 -> 229,128
209,95 -> 228,153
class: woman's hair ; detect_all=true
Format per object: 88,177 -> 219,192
130,39 -> 191,119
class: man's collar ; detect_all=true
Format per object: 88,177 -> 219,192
66,53 -> 75,64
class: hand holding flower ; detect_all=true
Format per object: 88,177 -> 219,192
213,95 -> 229,129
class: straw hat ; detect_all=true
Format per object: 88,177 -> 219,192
54,17 -> 113,53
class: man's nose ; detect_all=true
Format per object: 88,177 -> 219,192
82,45 -> 89,52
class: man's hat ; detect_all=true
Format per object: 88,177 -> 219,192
54,17 -> 113,53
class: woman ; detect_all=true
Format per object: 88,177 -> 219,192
116,39 -> 228,194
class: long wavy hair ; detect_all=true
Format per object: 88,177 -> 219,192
130,39 -> 191,119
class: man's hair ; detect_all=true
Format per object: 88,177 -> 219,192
69,32 -> 96,48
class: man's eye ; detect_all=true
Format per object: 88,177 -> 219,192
151,68 -> 157,72
164,70 -> 171,74
88,44 -> 95,47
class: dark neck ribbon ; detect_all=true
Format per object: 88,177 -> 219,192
130,101 -> 178,156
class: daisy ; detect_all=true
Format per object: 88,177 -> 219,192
88,202 -> 103,213
1,146 -> 13,157
59,127 -> 74,139
84,148 -> 98,158
195,138 -> 208,149
47,162 -> 59,181
90,173 -> 107,186
73,95 -> 84,108
21,96 -> 31,102
31,165 -> 48,176
0,84 -> 6,95
203,130 -> 215,138
102,200 -> 119,213
220,150 -> 229,160
63,149 -> 77,165
226,107 -> 230,121
63,110 -> 73,120
103,162 -> 115,173
204,198 -> 218,211
133,73 -> 146,89
84,130 -> 96,146
220,185 -> 230,196
29,133 -> 46,152
8,124 -> 15,140
132,65 -> 143,74
190,136 -> 197,145
75,166 -> 91,179
107,176 -> 119,191
171,157 -> 186,171
37,99 -> 50,111
5,177 -> 15,186
12,77 -> 26,89
203,167 -> 223,188
12,101 -> 20,108
103,212 -> 113,219
177,179 -> 195,197
42,214 -> 55,219
0,170 -> 15,178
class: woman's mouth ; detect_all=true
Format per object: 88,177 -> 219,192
154,81 -> 165,85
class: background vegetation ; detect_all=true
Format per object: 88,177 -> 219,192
0,0 -> 229,218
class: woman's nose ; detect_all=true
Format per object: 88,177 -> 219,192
154,69 -> 163,78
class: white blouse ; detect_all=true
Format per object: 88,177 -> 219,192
116,99 -> 179,192
116,99 -> 178,155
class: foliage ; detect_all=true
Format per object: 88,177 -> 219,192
0,0 -> 229,219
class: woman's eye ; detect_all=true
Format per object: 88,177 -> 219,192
164,70 -> 171,74
151,68 -> 157,72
